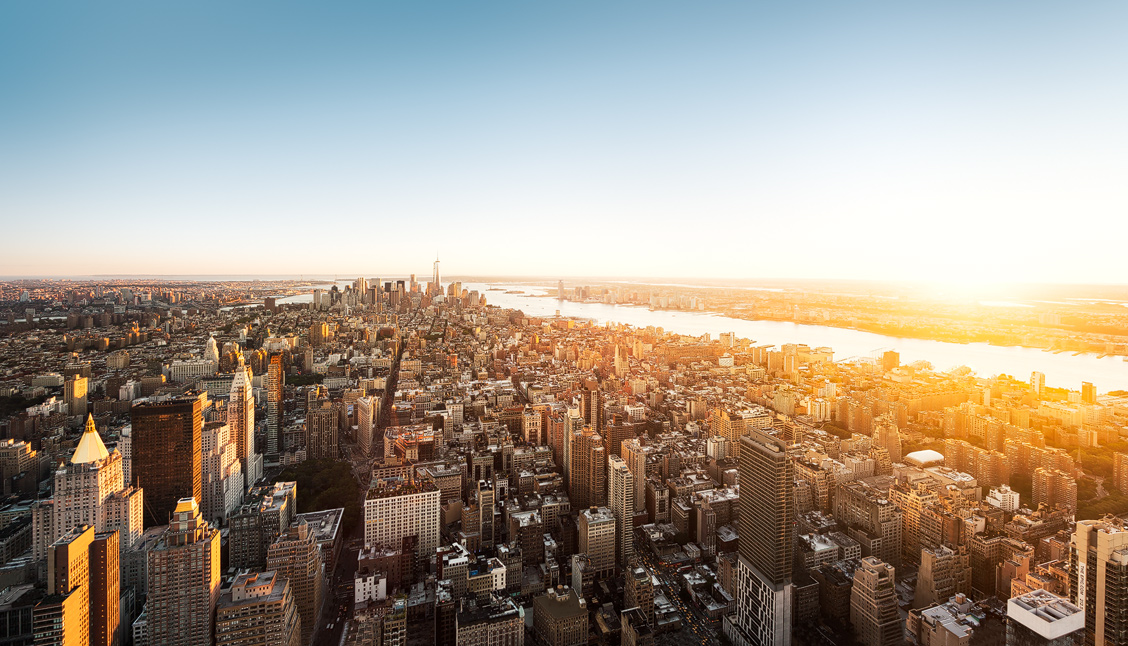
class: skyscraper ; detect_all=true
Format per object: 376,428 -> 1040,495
89,531 -> 121,646
130,394 -> 203,527
229,356 -> 261,487
200,422 -> 244,524
42,415 -> 143,587
266,353 -> 284,457
145,498 -> 220,646
608,455 -> 635,566
35,525 -> 93,646
621,438 -> 648,510
725,430 -> 793,646
1031,372 -> 1045,397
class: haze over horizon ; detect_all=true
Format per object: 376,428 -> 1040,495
2,1 -> 1126,282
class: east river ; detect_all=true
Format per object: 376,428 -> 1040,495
275,281 -> 1127,392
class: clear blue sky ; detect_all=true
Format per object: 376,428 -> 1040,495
2,1 -> 1126,282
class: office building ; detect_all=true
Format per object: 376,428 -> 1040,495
578,507 -> 615,581
266,520 -> 324,646
356,396 -> 377,457
229,357 -> 261,487
43,415 -> 143,588
34,526 -> 93,646
364,477 -> 440,555
145,498 -> 220,646
851,557 -> 901,646
230,482 -> 297,570
305,402 -> 339,460
266,354 -> 284,457
214,571 -> 301,646
130,394 -> 203,527
726,430 -> 794,646
201,422 -> 244,524
533,586 -> 587,646
608,455 -> 635,566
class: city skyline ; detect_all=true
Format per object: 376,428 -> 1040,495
3,2 -> 1127,282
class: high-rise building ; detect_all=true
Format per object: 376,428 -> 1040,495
215,571 -> 301,646
568,426 -> 606,510
1033,468 -> 1077,513
204,336 -> 220,364
200,422 -> 244,524
872,414 -> 902,464
266,353 -> 284,457
1070,518 -> 1128,646
621,439 -> 648,510
578,507 -> 615,581
64,376 -> 88,419
145,498 -> 220,646
356,396 -> 377,457
915,544 -> 971,609
266,520 -> 324,646
1115,453 -> 1128,496
1031,372 -> 1045,397
229,482 -> 297,571
35,526 -> 92,646
1007,590 -> 1084,646
363,477 -> 440,554
608,455 -> 634,566
1081,382 -> 1097,405
130,395 -> 203,527
305,402 -> 339,460
850,557 -> 901,646
89,531 -> 120,646
41,415 -> 143,589
229,357 -> 261,487
726,430 -> 793,646
624,562 -> 655,626
580,387 -> 603,431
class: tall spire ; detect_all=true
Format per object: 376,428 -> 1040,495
71,414 -> 110,464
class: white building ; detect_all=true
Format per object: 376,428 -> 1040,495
986,485 -> 1021,512
363,479 -> 440,554
201,423 -> 244,523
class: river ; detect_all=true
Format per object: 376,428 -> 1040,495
270,280 -> 1126,392
466,284 -> 1127,393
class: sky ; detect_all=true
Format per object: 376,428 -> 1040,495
1,1 -> 1126,283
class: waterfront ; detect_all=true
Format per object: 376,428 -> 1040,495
466,284 -> 1128,393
